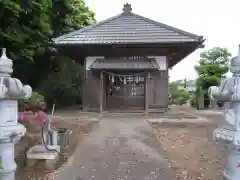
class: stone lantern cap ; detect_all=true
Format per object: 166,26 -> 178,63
0,48 -> 13,75
230,45 -> 240,67
0,48 -> 32,99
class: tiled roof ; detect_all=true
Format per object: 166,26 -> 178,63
53,4 -> 203,45
89,58 -> 159,70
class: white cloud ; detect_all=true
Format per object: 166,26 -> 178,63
85,0 -> 240,81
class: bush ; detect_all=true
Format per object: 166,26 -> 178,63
18,92 -> 46,111
37,55 -> 83,108
179,89 -> 190,101
170,88 -> 190,105
175,96 -> 188,105
190,93 -> 197,108
169,82 -> 191,105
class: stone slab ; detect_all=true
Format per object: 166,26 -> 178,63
147,117 -> 209,124
27,145 -> 60,160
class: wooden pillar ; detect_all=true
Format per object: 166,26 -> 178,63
99,71 -> 103,113
144,72 -> 149,114
82,58 -> 87,111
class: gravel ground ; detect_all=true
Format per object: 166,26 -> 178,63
150,110 -> 228,180
14,108 -> 228,180
54,117 -> 176,180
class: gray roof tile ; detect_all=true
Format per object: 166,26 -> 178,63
89,58 -> 159,70
53,4 -> 203,45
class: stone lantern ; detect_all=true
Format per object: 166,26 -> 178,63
0,48 -> 32,180
209,45 -> 240,180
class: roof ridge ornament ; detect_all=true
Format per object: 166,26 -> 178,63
123,3 -> 132,14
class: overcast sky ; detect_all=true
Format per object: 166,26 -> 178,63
85,0 -> 240,81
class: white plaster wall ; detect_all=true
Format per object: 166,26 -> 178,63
148,56 -> 167,70
85,56 -> 104,70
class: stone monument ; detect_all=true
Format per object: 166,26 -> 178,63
209,45 -> 240,180
0,48 -> 32,180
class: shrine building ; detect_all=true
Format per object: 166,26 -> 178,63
53,3 -> 205,113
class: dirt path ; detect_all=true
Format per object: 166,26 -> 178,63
55,117 -> 175,180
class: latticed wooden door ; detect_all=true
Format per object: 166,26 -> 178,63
106,73 -> 145,110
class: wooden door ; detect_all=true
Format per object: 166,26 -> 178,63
106,74 -> 145,110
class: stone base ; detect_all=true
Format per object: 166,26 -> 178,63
214,127 -> 234,142
26,145 -> 60,169
223,170 -> 231,180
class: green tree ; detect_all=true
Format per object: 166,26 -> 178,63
194,47 -> 231,107
0,0 -> 53,84
51,0 -> 95,37
39,0 -> 96,107
0,0 -> 96,108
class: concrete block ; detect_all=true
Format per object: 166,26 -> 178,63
27,145 -> 60,169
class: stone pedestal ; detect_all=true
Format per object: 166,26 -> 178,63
0,143 -> 17,180
27,145 -> 60,169
0,100 -> 26,180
